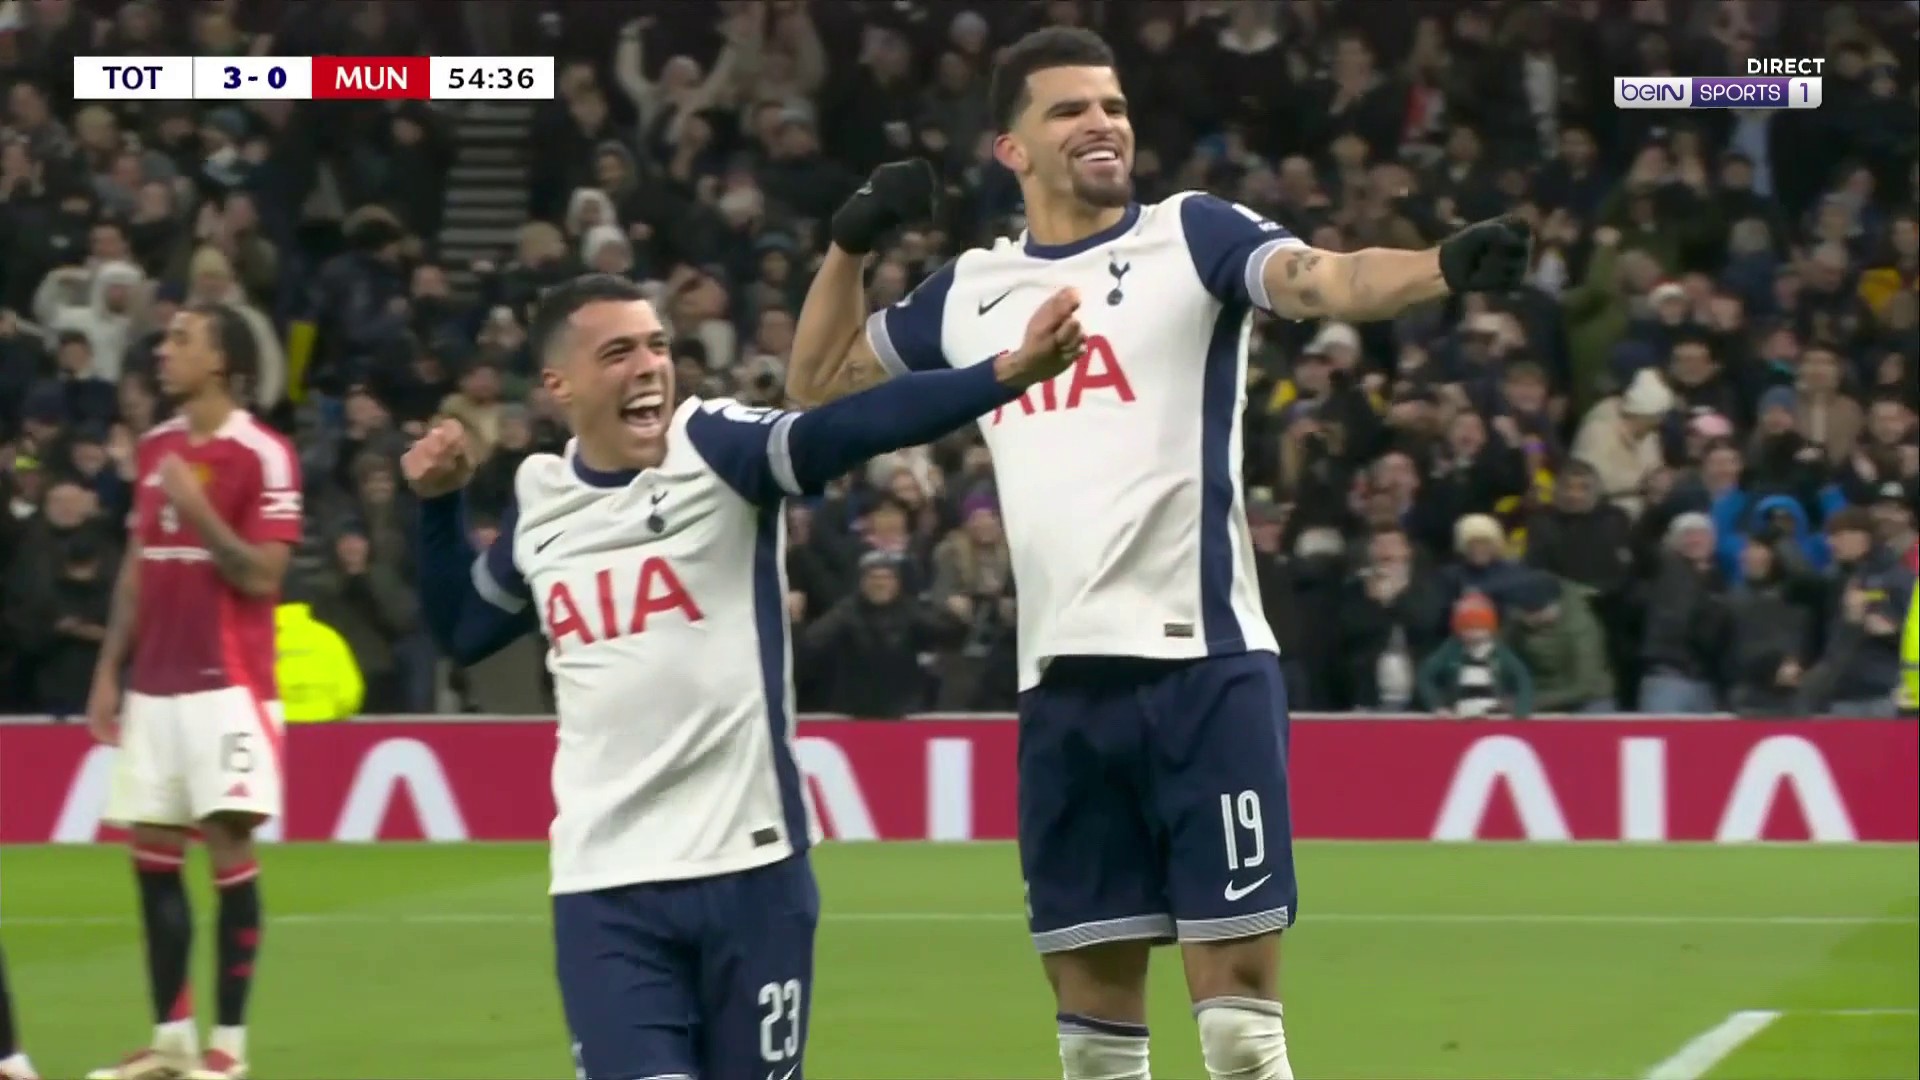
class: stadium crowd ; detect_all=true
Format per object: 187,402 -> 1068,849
0,0 -> 1915,720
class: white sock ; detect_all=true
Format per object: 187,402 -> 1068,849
1057,1012 -> 1151,1080
211,1025 -> 246,1060
153,1019 -> 198,1057
0,1051 -> 34,1076
1196,997 -> 1293,1080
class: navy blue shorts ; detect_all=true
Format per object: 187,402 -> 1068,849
553,854 -> 819,1080
1017,652 -> 1298,954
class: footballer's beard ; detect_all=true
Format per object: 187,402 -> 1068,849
1068,161 -> 1134,209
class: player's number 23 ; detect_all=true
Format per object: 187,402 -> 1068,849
757,978 -> 802,1064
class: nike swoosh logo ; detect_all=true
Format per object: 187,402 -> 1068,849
1223,874 -> 1272,902
534,533 -> 562,554
978,290 -> 1013,315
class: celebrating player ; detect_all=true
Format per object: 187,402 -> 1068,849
83,305 -> 301,1080
786,28 -> 1530,1080
0,945 -> 37,1080
405,273 -> 1085,1080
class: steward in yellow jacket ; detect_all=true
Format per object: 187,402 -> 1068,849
275,603 -> 364,721
1903,543 -> 1919,715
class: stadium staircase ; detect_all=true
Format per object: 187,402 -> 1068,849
438,100 -> 536,300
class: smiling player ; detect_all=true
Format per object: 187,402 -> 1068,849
407,273 -> 1085,1080
787,27 -> 1530,1080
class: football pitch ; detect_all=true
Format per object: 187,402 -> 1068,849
2,841 -> 1915,1079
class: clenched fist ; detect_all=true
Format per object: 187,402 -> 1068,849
1439,216 -> 1533,294
401,419 -> 476,499
831,159 -> 938,255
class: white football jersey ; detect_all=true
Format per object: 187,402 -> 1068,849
472,396 -> 821,894
866,193 -> 1301,689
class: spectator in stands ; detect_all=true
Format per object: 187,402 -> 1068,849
1338,526 -> 1448,712
299,523 -> 416,715
4,526 -> 108,715
1725,532 -> 1821,716
43,330 -> 116,429
1504,572 -> 1614,713
1639,512 -> 1731,713
1811,508 -> 1916,716
801,552 -> 964,718
1446,513 -> 1526,608
1419,593 -> 1534,718
929,490 -> 1015,711
1573,367 -> 1675,518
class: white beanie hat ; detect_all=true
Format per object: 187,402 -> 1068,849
1621,367 -> 1675,417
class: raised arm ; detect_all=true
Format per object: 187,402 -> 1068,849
788,160 -> 940,407
415,492 -> 538,665
787,244 -> 891,406
403,421 -> 538,665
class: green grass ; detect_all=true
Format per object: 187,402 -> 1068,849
2,842 -> 1915,1079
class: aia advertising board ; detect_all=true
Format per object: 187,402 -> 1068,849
2,718 -> 1914,844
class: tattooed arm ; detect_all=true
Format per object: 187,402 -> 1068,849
787,244 -> 893,407
1261,245 -> 1449,322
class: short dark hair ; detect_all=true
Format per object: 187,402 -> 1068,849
529,273 -> 649,367
185,302 -> 256,398
1825,505 -> 1875,537
988,27 -> 1116,132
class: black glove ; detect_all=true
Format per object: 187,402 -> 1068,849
1438,216 -> 1532,294
831,159 -> 937,255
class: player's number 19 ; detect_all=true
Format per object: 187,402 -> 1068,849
758,979 -> 803,1064
225,64 -> 287,90
1221,790 -> 1266,870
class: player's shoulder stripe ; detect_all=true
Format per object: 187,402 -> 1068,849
222,410 -> 297,489
138,416 -> 187,443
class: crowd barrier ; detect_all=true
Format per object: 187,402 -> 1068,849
0,716 -> 1913,844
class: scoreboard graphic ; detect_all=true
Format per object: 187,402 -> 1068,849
75,55 -> 556,100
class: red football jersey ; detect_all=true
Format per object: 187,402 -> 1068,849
128,411 -> 303,697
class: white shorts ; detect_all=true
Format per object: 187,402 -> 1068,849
105,686 -> 286,827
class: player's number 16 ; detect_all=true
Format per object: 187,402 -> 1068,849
225,65 -> 288,90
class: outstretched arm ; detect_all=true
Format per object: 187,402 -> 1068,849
782,358 -> 1024,489
1260,245 -> 1448,322
1182,193 -> 1529,324
703,290 -> 1086,505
